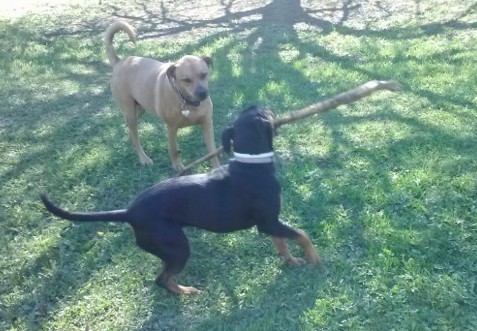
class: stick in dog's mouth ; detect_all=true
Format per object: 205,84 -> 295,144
178,80 -> 401,176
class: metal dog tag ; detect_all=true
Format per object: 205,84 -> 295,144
181,110 -> 190,117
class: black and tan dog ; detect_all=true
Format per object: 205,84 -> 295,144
41,106 -> 320,295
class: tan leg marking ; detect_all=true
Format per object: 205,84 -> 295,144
295,229 -> 321,265
272,237 -> 306,266
271,229 -> 321,266
165,278 -> 200,295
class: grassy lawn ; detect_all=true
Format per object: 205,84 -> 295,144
1,0 -> 477,330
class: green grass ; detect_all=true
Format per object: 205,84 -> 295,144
1,0 -> 477,330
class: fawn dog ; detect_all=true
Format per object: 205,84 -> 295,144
105,20 -> 220,171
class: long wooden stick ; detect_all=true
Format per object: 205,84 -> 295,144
273,80 -> 401,128
179,80 -> 401,175
178,146 -> 225,175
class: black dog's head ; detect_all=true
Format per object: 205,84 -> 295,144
222,106 -> 275,155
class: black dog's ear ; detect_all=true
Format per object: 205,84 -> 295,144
166,64 -> 176,79
201,56 -> 213,68
221,125 -> 234,153
253,115 -> 274,151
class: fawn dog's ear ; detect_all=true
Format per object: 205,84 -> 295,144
201,56 -> 213,68
166,64 -> 176,80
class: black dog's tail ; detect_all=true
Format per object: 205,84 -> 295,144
40,194 -> 129,223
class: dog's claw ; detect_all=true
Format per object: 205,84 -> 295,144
286,256 -> 307,266
177,285 -> 201,295
306,250 -> 321,265
172,162 -> 185,172
157,277 -> 201,295
139,154 -> 154,166
308,255 -> 321,265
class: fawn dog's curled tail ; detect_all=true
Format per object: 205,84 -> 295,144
104,20 -> 136,67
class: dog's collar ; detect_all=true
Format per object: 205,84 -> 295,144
233,152 -> 275,164
169,77 -> 202,109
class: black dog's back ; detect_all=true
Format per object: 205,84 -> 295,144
126,164 -> 275,233
41,164 -> 271,234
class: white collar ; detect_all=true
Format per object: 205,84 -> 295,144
233,152 -> 275,164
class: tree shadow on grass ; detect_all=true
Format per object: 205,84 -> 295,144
3,224 -> 130,329
102,0 -> 477,41
275,106 -> 477,328
34,0 -> 477,117
2,0 -> 477,329
0,16 -> 179,329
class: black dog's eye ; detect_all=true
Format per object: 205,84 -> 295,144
182,78 -> 193,83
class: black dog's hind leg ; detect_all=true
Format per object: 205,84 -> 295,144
272,229 -> 321,266
135,225 -> 199,295
259,221 -> 321,266
272,236 -> 306,266
156,259 -> 200,295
